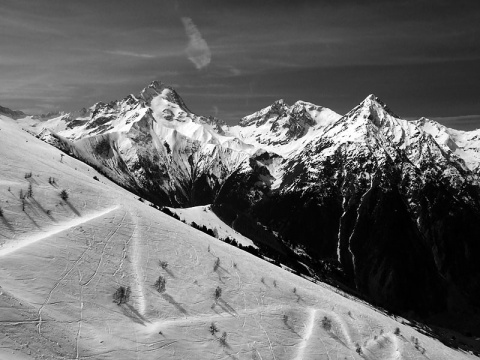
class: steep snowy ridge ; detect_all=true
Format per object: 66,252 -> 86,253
415,117 -> 480,173
27,81 -> 256,206
228,99 -> 341,155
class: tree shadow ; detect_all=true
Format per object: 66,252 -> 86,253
215,265 -> 231,284
212,333 -> 234,352
121,303 -> 150,326
282,315 -> 301,338
294,292 -> 303,303
218,265 -> 230,275
30,198 -> 56,222
328,332 -> 349,348
26,177 -> 39,185
24,209 -> 40,229
161,293 -> 187,315
211,299 -> 237,317
65,200 -> 81,217
0,216 -> 14,232
163,268 -> 175,278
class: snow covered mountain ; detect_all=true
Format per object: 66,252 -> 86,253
214,95 -> 480,326
14,81 -> 480,338
4,107 -> 479,359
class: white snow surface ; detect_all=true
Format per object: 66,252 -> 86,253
415,117 -> 480,172
0,110 -> 476,359
165,205 -> 257,248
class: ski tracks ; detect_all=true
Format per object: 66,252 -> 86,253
295,308 -> 317,360
129,208 -> 147,316
0,206 -> 119,257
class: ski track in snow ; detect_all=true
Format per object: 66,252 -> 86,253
0,206 -> 119,257
364,332 -> 402,360
294,308 -> 316,360
130,209 -> 147,316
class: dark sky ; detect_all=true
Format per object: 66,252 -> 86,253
1,0 -> 479,129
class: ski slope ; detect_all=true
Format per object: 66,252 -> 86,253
0,115 -> 476,359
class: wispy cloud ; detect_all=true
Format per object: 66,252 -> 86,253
181,17 -> 211,70
105,50 -> 156,59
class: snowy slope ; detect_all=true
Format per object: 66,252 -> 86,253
415,117 -> 480,173
165,205 -> 256,248
1,111 -> 476,359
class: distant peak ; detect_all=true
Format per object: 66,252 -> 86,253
148,80 -> 164,91
239,99 -> 288,126
359,94 -> 399,118
0,105 -> 26,119
139,80 -> 165,103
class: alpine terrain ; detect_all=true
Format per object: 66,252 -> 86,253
1,80 -> 479,359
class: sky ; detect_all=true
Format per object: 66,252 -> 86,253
1,0 -> 479,129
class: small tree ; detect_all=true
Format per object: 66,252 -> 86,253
273,280 -> 277,287
394,327 -> 401,336
159,260 -> 168,269
113,286 -> 131,305
213,257 -> 220,271
209,322 -> 219,335
214,286 -> 222,300
27,183 -> 33,198
321,316 -> 332,331
19,190 -> 25,211
0,206 -> 3,217
60,189 -> 68,201
355,343 -> 363,355
154,276 -> 166,293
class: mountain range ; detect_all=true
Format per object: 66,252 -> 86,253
6,80 -> 480,342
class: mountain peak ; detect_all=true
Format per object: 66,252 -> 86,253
359,94 -> 399,118
139,80 -> 166,104
138,80 -> 191,113
239,99 -> 289,127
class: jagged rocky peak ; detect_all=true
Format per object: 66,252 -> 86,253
239,99 -> 289,127
359,94 -> 400,121
138,80 -> 190,112
338,94 -> 403,133
139,80 -> 165,104
287,101 -> 316,126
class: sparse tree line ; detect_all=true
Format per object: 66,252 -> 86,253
1,172 -> 69,217
158,206 -> 273,262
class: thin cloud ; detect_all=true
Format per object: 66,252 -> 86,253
105,50 -> 156,59
181,17 -> 211,70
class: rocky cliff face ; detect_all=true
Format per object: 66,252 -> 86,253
32,81 -> 480,320
215,95 -> 480,316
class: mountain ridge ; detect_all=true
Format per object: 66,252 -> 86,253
10,80 -> 480,337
